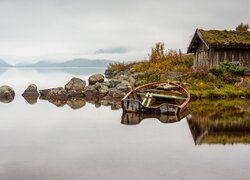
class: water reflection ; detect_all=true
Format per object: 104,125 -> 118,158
0,68 -> 8,75
187,100 -> 250,145
121,109 -> 191,125
38,96 -> 121,110
17,67 -> 105,76
23,96 -> 39,104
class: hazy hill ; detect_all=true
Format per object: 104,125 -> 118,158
0,59 -> 12,67
15,58 -> 115,67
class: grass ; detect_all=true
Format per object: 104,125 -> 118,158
200,29 -> 250,46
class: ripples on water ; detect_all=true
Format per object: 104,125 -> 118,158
1,68 -> 250,180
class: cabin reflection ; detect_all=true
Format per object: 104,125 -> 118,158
187,100 -> 250,145
121,109 -> 190,125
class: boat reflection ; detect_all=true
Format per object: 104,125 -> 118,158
121,109 -> 191,125
187,100 -> 250,145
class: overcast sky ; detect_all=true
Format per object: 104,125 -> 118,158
0,0 -> 249,64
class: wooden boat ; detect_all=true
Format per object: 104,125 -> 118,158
121,81 -> 190,115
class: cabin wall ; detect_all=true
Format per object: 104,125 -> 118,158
194,46 -> 250,69
212,49 -> 250,68
194,42 -> 209,69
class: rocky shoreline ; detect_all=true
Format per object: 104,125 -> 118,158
0,71 -> 145,109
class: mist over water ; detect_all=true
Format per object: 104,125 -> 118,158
0,68 -> 250,180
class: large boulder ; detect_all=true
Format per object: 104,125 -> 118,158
0,85 -> 15,103
65,77 -> 86,97
22,84 -> 39,98
88,74 -> 104,85
39,87 -> 67,99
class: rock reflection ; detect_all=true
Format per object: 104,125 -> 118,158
121,109 -> 190,125
188,100 -> 250,145
23,96 -> 39,104
67,98 -> 86,109
39,96 -> 122,110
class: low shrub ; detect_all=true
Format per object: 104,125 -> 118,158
210,61 -> 247,76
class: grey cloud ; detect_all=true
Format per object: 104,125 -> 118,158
0,0 -> 249,64
94,47 -> 129,54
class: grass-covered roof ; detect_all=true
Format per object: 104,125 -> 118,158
199,29 -> 250,47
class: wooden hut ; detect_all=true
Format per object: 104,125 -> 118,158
187,29 -> 250,69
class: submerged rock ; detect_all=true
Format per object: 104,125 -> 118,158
88,74 -> 104,85
0,85 -> 15,103
39,87 -> 68,100
22,84 -> 39,98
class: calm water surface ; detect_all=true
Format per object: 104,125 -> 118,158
0,68 -> 250,180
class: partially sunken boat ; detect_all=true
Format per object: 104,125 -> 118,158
121,81 -> 190,115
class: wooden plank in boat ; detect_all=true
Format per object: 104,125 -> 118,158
147,88 -> 182,95
137,93 -> 186,100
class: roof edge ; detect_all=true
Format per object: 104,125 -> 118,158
187,29 -> 209,53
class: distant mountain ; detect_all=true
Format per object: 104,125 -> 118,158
15,58 -> 115,67
0,59 -> 12,67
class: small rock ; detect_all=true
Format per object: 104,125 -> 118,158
109,79 -> 121,88
0,85 -> 15,103
22,84 -> 39,98
83,85 -> 98,99
88,74 -> 104,85
128,76 -> 136,88
108,88 -> 126,98
235,78 -> 249,89
98,85 -> 109,97
116,80 -> 132,93
104,69 -> 114,78
131,72 -> 145,80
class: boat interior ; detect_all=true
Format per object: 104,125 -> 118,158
127,82 -> 188,108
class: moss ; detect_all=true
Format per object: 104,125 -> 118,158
199,29 -> 250,46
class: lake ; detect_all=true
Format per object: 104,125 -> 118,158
0,67 -> 250,180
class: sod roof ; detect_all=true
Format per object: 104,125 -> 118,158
199,29 -> 250,47
187,29 -> 250,53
